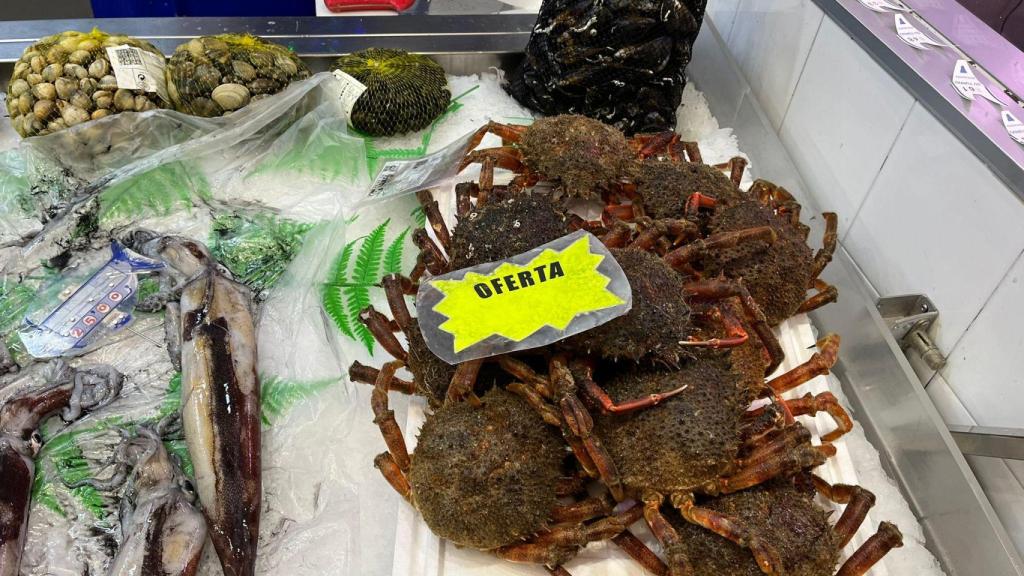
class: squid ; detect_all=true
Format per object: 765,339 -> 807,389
0,361 -> 123,576
130,232 -> 261,576
72,427 -> 206,576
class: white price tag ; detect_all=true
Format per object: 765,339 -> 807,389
1002,110 -> 1024,146
366,129 -> 478,201
105,45 -> 169,103
857,0 -> 902,13
895,14 -> 945,50
951,59 -> 1005,105
332,70 -> 368,123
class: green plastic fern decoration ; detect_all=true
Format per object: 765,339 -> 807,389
410,206 -> 427,228
98,162 -> 211,224
322,238 -> 359,341
345,220 -> 390,352
210,213 -> 315,296
383,228 -> 409,275
260,374 -> 340,426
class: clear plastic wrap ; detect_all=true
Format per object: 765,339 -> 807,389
166,34 -> 311,118
6,29 -> 168,138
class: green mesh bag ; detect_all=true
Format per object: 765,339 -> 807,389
166,34 -> 311,117
6,29 -> 168,138
332,48 -> 451,137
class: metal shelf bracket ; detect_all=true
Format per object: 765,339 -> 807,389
876,294 -> 947,371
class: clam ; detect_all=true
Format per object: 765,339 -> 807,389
17,93 -> 32,116
69,49 -> 92,64
59,36 -> 80,51
32,82 -> 56,100
70,90 -> 93,110
42,63 -> 61,83
248,78 -> 277,95
9,79 -> 30,98
47,118 -> 67,132
202,37 -> 229,52
134,94 -> 151,111
55,77 -> 77,99
45,45 -> 68,64
30,55 -> 45,73
188,97 -> 219,117
79,77 -> 98,96
91,108 -> 112,120
89,57 -> 110,79
13,62 -> 29,80
231,60 -> 257,81
33,99 -> 55,122
186,39 -> 205,58
274,56 -> 298,76
58,101 -> 89,126
211,83 -> 250,111
77,39 -> 100,53
99,75 -> 118,91
248,52 -> 272,68
93,91 -> 113,109
193,64 -> 222,88
113,89 -> 136,111
26,73 -> 43,86
64,63 -> 88,80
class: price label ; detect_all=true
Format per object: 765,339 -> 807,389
332,70 -> 368,123
105,45 -> 169,103
895,14 -> 945,50
1002,110 -> 1024,146
857,0 -> 903,13
416,231 -> 631,364
365,129 -> 477,201
951,59 -> 1005,105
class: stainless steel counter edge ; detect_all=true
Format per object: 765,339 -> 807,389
815,0 -> 1024,201
0,14 -> 538,61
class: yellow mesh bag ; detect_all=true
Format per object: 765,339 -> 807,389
7,29 -> 168,138
166,34 -> 311,117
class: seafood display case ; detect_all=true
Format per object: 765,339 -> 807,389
0,4 -> 1021,576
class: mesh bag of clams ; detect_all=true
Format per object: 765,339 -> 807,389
331,48 -> 451,137
6,29 -> 168,138
166,34 -> 311,117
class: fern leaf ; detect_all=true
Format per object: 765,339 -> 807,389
164,439 -> 194,479
260,374 -> 340,426
383,228 -> 409,276
322,238 -> 360,340
410,206 -> 427,228
99,162 -> 209,224
31,464 -> 65,516
39,431 -> 106,518
344,220 -> 389,353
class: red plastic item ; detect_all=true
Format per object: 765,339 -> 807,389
324,0 -> 415,12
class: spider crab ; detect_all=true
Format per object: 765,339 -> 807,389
368,358 -> 664,574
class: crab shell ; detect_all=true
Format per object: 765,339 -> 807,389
666,478 -> 840,576
407,388 -> 566,550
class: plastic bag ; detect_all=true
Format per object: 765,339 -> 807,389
507,0 -> 707,134
332,48 -> 451,137
7,29 -> 168,138
166,34 -> 311,117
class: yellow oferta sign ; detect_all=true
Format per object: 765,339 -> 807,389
416,231 -> 631,363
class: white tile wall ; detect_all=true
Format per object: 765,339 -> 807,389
779,18 -> 915,235
725,0 -> 824,130
843,103 -> 1024,356
705,0 -> 742,42
941,251 -> 1024,427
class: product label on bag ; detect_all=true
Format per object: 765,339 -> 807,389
415,231 -> 632,364
857,0 -> 903,13
895,14 -> 945,50
106,45 -> 169,103
365,129 -> 477,201
332,70 -> 368,122
951,59 -> 1005,104
1003,110 -> 1024,145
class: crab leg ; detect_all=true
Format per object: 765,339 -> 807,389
549,497 -> 612,524
725,157 -> 747,187
359,307 -> 409,362
179,270 -> 261,576
412,228 -> 448,275
835,522 -> 903,576
682,141 -> 703,164
719,441 -> 832,494
601,221 -> 634,248
642,492 -> 693,576
454,182 -> 476,217
497,356 -> 554,399
460,121 -> 528,158
507,383 -> 562,427
445,359 -> 484,404
458,146 -> 525,174
415,190 -> 451,250
811,475 -> 877,548
348,361 -> 417,395
604,204 -> 639,222
766,334 -> 839,394
665,226 -> 776,269
577,376 -> 689,414
0,363 -> 123,576
632,131 -> 678,159
371,361 -> 411,470
382,275 -> 415,329
797,278 -> 839,314
612,530 -> 669,576
478,156 -> 496,205
679,303 -> 750,349
682,277 -> 785,376
495,505 -> 643,566
737,423 -> 811,468
683,192 -> 717,219
672,492 -> 783,576
784,392 -> 853,442
374,452 -> 413,502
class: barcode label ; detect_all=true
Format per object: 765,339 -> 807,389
368,164 -> 402,198
365,129 -> 478,202
332,70 -> 368,122
105,45 -> 169,103
114,47 -> 143,67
